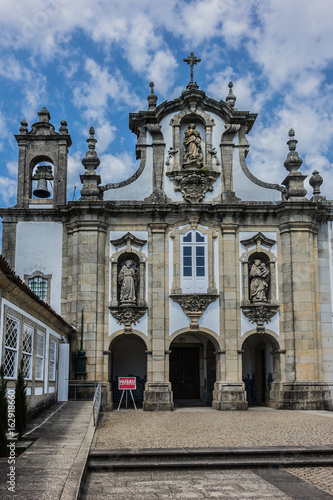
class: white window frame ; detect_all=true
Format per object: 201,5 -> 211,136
22,324 -> 34,380
49,340 -> 57,381
35,331 -> 45,380
4,315 -> 20,379
180,229 -> 208,293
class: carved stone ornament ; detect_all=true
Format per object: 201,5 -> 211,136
167,170 -> 220,203
241,303 -> 279,334
109,306 -> 147,333
170,293 -> 219,329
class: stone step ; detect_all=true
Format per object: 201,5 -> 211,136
88,446 -> 333,470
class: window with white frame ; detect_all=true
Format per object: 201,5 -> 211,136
181,230 -> 208,293
4,316 -> 19,378
49,340 -> 56,381
35,331 -> 45,380
22,324 -> 33,379
28,276 -> 48,301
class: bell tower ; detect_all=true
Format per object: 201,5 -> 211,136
15,107 -> 72,208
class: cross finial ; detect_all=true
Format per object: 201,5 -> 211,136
183,52 -> 201,83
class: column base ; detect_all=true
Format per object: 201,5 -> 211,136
101,382 -> 113,411
212,381 -> 248,411
268,381 -> 331,410
143,382 -> 174,411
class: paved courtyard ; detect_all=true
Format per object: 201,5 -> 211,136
92,407 -> 333,497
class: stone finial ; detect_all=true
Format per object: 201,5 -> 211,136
19,119 -> 28,134
147,81 -> 158,111
80,126 -> 102,200
59,120 -> 68,134
82,126 -> 100,172
282,129 -> 307,200
309,170 -> 323,195
38,107 -> 51,122
226,81 -> 236,108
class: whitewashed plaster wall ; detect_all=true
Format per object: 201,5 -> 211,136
239,231 -> 279,336
15,221 -> 63,313
109,231 -> 148,336
233,146 -> 281,202
103,146 -> 153,201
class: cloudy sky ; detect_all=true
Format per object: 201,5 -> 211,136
0,0 -> 333,206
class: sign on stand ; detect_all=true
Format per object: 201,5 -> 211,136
117,377 -> 137,410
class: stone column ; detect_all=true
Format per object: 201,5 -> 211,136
212,224 -> 247,410
278,217 -> 330,409
143,222 -> 173,410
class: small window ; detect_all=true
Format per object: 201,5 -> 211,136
29,276 -> 48,301
49,340 -> 56,381
35,331 -> 45,380
22,324 -> 33,379
4,316 -> 19,378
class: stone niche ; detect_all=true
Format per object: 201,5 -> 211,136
166,111 -> 220,203
109,232 -> 147,333
240,232 -> 279,333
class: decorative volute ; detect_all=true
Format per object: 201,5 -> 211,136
282,129 -> 307,200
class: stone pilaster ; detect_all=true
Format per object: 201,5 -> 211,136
212,223 -> 247,410
143,222 -> 173,410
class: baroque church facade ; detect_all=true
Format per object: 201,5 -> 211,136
1,55 -> 333,411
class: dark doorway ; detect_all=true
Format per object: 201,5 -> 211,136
170,346 -> 200,399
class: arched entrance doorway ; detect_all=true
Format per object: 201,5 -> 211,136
169,333 -> 217,407
109,334 -> 147,408
242,333 -> 280,406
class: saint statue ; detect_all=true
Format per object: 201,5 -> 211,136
118,260 -> 139,304
249,259 -> 269,302
183,123 -> 203,167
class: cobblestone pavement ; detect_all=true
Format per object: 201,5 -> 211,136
93,407 -> 333,450
286,467 -> 333,497
81,468 -> 333,499
92,407 -> 333,497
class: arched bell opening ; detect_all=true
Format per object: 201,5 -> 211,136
109,334 -> 147,409
30,157 -> 55,199
242,333 -> 280,406
169,332 -> 217,407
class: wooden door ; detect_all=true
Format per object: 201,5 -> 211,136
170,346 -> 200,399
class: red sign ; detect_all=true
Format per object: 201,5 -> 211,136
118,377 -> 136,390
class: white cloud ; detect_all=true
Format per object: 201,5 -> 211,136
99,152 -> 139,184
0,176 -> 17,206
73,58 -> 145,123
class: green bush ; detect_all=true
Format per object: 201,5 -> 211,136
15,359 -> 28,438
0,365 -> 8,456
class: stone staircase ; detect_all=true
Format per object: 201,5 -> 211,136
88,446 -> 333,471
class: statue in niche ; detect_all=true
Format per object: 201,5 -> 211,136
249,259 -> 269,302
118,260 -> 139,305
183,123 -> 203,168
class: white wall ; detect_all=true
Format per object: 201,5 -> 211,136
15,221 -> 63,313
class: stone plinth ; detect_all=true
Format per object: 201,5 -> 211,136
212,381 -> 248,411
269,381 -> 331,410
143,382 -> 174,411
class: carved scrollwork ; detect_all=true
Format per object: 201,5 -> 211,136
166,170 -> 220,203
109,306 -> 147,333
170,293 -> 219,329
241,303 -> 279,334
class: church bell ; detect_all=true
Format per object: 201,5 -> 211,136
33,178 -> 51,198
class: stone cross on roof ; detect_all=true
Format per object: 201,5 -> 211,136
183,52 -> 201,84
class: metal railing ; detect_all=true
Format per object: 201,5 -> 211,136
93,381 -> 101,427
68,380 -> 98,401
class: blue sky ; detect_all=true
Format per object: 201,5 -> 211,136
1,0 -> 333,206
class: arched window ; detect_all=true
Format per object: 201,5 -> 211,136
181,230 -> 208,293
